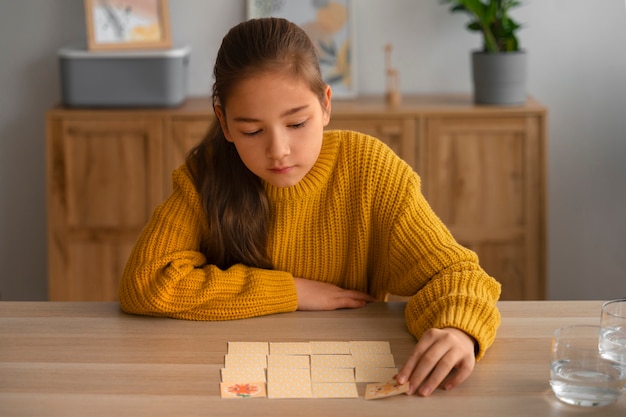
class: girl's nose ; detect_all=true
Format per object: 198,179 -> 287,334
266,131 -> 290,160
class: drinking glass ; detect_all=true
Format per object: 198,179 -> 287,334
600,299 -> 626,366
550,325 -> 626,407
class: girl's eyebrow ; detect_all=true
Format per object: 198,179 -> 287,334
232,105 -> 309,123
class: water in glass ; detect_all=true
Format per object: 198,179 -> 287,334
550,358 -> 625,407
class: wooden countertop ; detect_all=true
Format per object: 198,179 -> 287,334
47,94 -> 547,117
1,300 -> 623,416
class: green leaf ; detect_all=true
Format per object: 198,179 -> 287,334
450,4 -> 468,13
467,21 -> 482,31
441,0 -> 522,52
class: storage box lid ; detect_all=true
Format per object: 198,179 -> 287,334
58,44 -> 191,59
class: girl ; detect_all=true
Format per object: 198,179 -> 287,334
119,17 -> 501,397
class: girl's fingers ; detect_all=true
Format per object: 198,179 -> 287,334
341,290 -> 377,302
414,349 -> 458,396
396,334 -> 437,389
441,358 -> 474,390
397,328 -> 476,396
335,297 -> 367,309
332,290 -> 375,309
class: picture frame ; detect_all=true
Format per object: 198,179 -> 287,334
84,0 -> 172,51
247,0 -> 357,98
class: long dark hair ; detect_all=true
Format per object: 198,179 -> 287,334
186,18 -> 327,270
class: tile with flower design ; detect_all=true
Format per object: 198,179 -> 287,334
220,382 -> 267,399
364,379 -> 409,400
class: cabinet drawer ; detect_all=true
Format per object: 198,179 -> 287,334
58,119 -> 163,229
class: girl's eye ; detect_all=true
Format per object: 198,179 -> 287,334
243,130 -> 262,137
290,121 -> 307,129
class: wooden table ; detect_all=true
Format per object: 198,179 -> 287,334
1,301 -> 624,416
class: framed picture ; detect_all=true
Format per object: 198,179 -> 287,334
247,0 -> 356,98
84,0 -> 172,50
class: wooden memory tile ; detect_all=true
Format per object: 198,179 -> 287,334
267,367 -> 312,398
220,382 -> 267,399
310,367 -> 355,383
227,341 -> 269,355
267,354 -> 310,369
364,380 -> 409,400
224,353 -> 268,369
221,367 -> 266,383
269,342 -> 312,355
355,367 -> 398,383
310,354 -> 355,369
349,341 -> 391,354
310,341 -> 351,354
312,382 -> 358,399
352,353 -> 395,368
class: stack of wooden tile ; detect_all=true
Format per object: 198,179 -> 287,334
219,340 -> 398,399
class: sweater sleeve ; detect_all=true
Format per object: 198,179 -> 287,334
118,166 -> 298,321
380,168 -> 501,360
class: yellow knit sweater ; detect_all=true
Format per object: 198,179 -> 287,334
119,130 -> 501,359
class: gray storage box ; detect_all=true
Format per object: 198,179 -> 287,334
59,45 -> 190,107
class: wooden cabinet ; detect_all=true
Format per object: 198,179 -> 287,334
327,118 -> 418,168
46,117 -> 165,300
46,108 -> 206,302
422,116 -> 544,300
166,118 -> 211,194
47,95 -> 547,301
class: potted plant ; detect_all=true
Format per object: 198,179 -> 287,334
441,0 -> 526,105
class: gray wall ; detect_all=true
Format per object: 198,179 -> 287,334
0,0 -> 624,301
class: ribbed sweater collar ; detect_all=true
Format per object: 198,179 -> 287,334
264,130 -> 340,202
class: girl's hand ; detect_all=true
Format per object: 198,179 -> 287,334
396,327 -> 476,396
293,277 -> 376,311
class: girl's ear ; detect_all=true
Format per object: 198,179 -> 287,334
214,105 -> 234,142
322,84 -> 332,127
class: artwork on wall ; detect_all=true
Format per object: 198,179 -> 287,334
248,0 -> 356,98
84,0 -> 172,50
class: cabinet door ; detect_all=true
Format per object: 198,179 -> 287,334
424,116 -> 545,300
47,118 -> 163,301
164,117 -> 212,195
326,118 -> 418,170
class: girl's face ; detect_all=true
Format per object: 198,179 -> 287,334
215,72 -> 332,188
